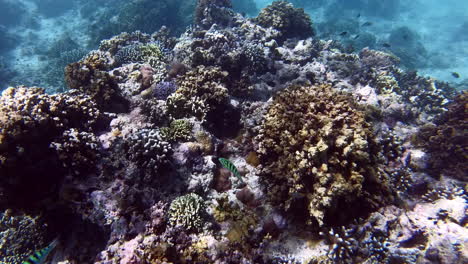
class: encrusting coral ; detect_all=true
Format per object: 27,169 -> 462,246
255,84 -> 390,226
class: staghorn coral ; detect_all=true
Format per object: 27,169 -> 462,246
0,209 -> 48,264
255,84 -> 389,226
0,87 -> 109,206
168,193 -> 206,232
413,91 -> 467,180
254,0 -> 314,43
125,129 -> 171,177
167,65 -> 229,120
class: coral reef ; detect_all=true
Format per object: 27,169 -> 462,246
167,65 -> 229,120
255,84 -> 390,226
0,209 -> 48,264
124,129 -> 171,177
0,86 -> 109,206
160,119 -> 193,142
114,42 -> 165,67
413,91 -> 467,179
194,0 -> 235,29
65,51 -> 128,113
152,81 -> 178,100
168,193 -> 206,232
254,0 -> 314,42
0,2 -> 464,263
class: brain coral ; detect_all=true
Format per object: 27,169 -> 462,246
254,0 -> 314,42
255,84 -> 389,226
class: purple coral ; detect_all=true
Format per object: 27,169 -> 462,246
152,81 -> 178,100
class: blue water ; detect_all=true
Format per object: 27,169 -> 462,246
0,0 -> 467,93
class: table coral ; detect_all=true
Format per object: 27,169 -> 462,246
255,84 -> 389,226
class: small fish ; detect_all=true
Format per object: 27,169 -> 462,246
23,238 -> 59,264
218,157 -> 243,182
382,43 -> 391,48
362,22 -> 373,27
451,72 -> 460,78
339,31 -> 348,36
354,34 -> 360,39
357,13 -> 361,18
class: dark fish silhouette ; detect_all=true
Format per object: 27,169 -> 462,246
357,13 -> 361,18
382,43 -> 391,48
451,72 -> 460,78
354,35 -> 360,39
362,22 -> 373,27
339,31 -> 348,36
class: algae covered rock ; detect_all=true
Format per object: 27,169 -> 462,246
256,84 -> 389,226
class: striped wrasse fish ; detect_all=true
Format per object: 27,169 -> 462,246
218,157 -> 243,182
22,238 -> 59,264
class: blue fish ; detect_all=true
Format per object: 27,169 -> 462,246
22,238 -> 59,264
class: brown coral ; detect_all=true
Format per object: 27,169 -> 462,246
254,0 -> 314,42
167,65 -> 229,120
65,51 -> 128,112
255,84 -> 389,226
0,86 -> 109,206
413,91 -> 468,180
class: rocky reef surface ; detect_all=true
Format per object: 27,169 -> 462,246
0,1 -> 466,263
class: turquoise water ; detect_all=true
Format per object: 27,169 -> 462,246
0,0 -> 467,92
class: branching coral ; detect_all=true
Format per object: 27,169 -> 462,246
167,65 -> 229,120
413,91 -> 467,179
0,87 -> 109,206
65,51 -> 128,113
255,84 -> 389,226
114,42 -> 166,67
160,119 -> 193,142
50,128 -> 100,175
125,129 -> 171,177
168,193 -> 206,232
254,0 -> 314,42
